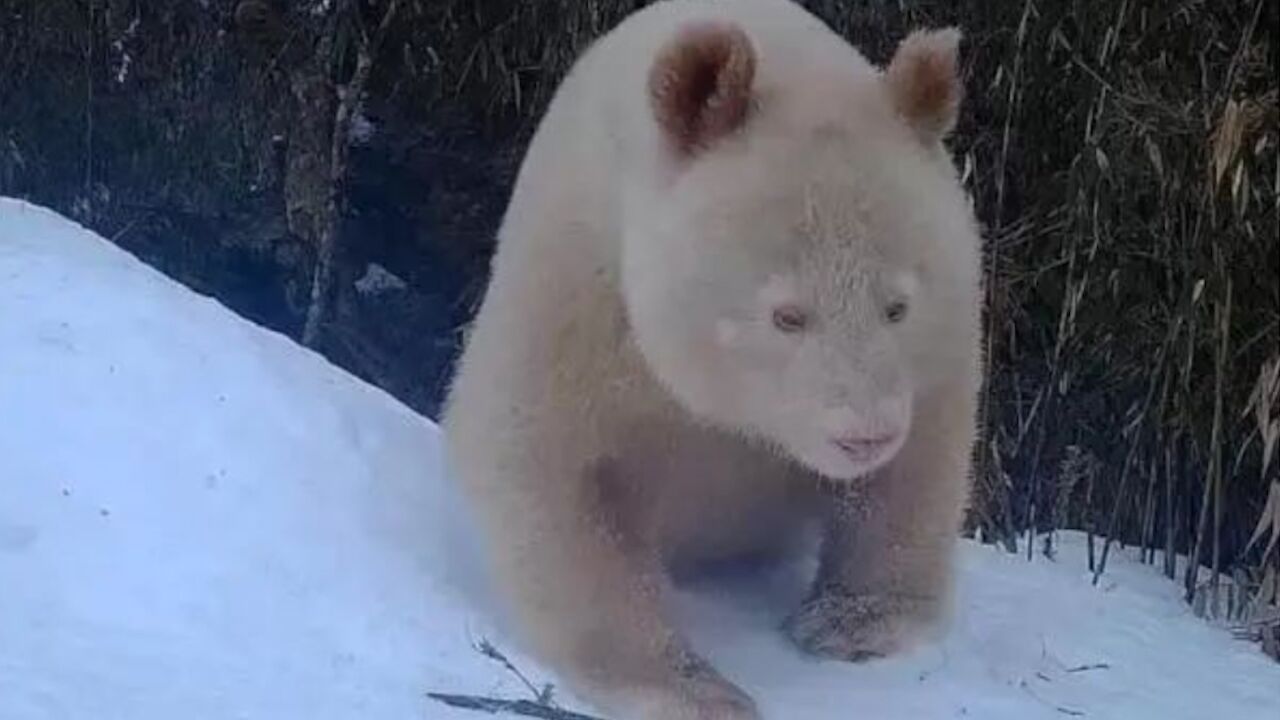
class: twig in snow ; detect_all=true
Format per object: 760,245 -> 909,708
916,646 -> 951,683
1040,638 -> 1111,676
1065,663 -> 1111,673
425,692 -> 608,720
427,636 -> 605,719
474,637 -> 556,705
1019,679 -> 1086,716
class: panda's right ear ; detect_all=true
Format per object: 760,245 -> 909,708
648,21 -> 757,160
884,27 -> 964,144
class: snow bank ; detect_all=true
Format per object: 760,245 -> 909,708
1,198 -> 1276,719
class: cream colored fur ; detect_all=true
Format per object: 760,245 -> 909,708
441,1 -> 982,718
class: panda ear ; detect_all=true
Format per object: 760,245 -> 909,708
648,21 -> 757,159
885,27 -> 964,143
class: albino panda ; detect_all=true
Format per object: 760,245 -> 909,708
442,0 -> 982,717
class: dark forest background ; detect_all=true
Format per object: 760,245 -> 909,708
1,0 -> 1277,657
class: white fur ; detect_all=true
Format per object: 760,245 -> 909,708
443,1 -> 982,718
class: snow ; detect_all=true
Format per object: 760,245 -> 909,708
1,197 -> 1276,719
354,262 -> 408,295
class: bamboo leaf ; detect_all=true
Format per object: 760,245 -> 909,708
1244,481 -> 1280,558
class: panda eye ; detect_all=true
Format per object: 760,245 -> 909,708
771,305 -> 809,334
885,300 -> 909,324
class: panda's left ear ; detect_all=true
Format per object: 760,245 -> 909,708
884,27 -> 963,144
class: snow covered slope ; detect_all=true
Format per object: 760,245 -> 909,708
1,197 -> 1276,719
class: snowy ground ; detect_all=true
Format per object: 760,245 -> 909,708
1,197 -> 1276,720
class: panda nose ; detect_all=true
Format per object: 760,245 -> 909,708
825,395 -> 908,427
823,396 -> 910,444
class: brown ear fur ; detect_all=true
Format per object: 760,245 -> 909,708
648,22 -> 756,158
885,28 -> 963,143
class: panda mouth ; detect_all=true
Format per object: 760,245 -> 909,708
831,435 -> 899,463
